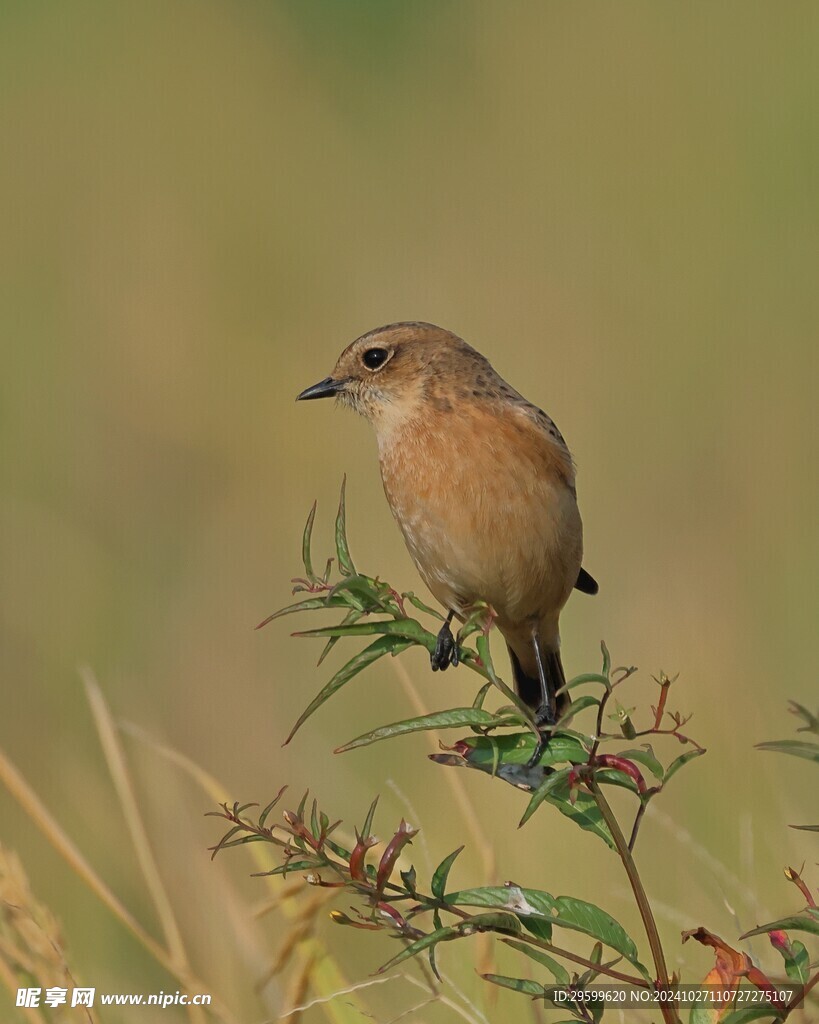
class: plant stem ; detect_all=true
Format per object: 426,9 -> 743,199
587,776 -> 680,1024
507,935 -> 649,987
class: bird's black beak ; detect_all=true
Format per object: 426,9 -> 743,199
296,377 -> 346,401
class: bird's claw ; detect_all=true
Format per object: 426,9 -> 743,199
526,705 -> 558,768
430,620 -> 459,672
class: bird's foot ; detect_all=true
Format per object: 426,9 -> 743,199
534,700 -> 557,729
526,703 -> 558,768
430,620 -> 459,672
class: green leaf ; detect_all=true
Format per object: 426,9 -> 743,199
756,740 -> 819,764
718,1009 -> 788,1024
458,732 -> 588,769
482,974 -> 543,996
377,913 -> 521,973
501,938 -> 570,985
600,642 -> 611,681
562,694 -> 600,719
336,708 -> 514,752
316,608 -> 363,667
361,796 -> 379,840
789,701 -> 819,734
445,887 -> 647,975
431,846 -> 464,900
295,617 -> 436,648
285,635 -> 412,745
476,633 -> 539,735
616,745 -> 665,781
301,500 -> 318,579
781,939 -> 809,984
403,591 -> 445,620
664,747 -> 706,782
335,476 -> 356,577
519,768 -> 572,827
566,672 -> 610,690
742,914 -> 819,939
538,776 -> 615,849
472,681 -> 493,710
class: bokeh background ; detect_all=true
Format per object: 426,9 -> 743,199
1,2 -> 816,1021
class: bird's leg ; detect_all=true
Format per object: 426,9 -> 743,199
527,631 -> 556,768
431,609 -> 459,672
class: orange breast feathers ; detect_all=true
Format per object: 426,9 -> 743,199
377,402 -> 583,633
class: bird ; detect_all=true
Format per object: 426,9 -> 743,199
297,321 -> 597,738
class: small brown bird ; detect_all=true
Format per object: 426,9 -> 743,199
297,322 -> 597,733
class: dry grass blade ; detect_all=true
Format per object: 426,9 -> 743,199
0,743 -> 238,1024
119,722 -> 369,1024
81,667 -> 205,1024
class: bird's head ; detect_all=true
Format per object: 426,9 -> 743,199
297,322 -> 492,430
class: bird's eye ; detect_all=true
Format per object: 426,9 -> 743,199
362,347 -> 389,370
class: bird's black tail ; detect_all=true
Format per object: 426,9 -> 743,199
507,644 -> 569,723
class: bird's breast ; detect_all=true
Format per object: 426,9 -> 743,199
377,405 -> 582,625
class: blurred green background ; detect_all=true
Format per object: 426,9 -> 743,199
1,2 -> 816,1021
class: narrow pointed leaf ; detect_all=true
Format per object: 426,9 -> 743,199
755,740 -> 819,764
294,618 -> 435,648
377,913 -> 521,973
403,592 -> 445,619
742,915 -> 819,939
335,476 -> 356,576
482,974 -> 543,996
519,767 -> 572,827
664,748 -> 706,782
361,796 -> 379,840
302,500 -> 317,579
501,938 -> 570,985
316,608 -> 363,666
336,708 -> 513,753
258,786 -> 288,827
285,635 -> 411,745
431,846 -> 464,899
257,595 -> 349,629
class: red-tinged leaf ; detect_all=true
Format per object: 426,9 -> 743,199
616,745 -> 664,780
330,910 -> 380,930
769,931 -> 809,984
595,754 -> 647,794
376,820 -> 418,891
349,830 -> 379,882
284,635 -> 412,745
682,928 -> 776,999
